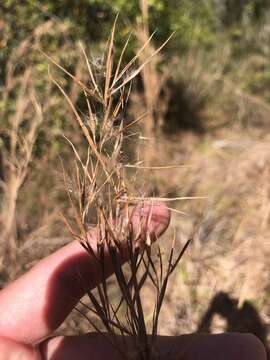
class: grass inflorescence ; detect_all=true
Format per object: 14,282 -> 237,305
45,19 -> 190,360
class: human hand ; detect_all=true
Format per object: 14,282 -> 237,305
0,202 -> 266,359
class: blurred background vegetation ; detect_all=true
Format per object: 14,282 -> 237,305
2,0 -> 270,355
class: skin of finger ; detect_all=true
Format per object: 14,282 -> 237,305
0,337 -> 41,360
40,333 -> 267,360
180,333 -> 267,360
0,202 -> 170,345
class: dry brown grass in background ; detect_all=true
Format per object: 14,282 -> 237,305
0,24 -> 46,266
146,132 -> 270,345
135,0 -> 172,166
0,21 -> 91,279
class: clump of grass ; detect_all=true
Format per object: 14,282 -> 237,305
44,19 -> 190,360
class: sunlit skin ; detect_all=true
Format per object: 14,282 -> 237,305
0,202 -> 266,359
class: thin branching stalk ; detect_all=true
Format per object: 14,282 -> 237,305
46,21 -> 192,360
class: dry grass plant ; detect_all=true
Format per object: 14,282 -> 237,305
135,0 -> 172,165
0,25 -> 46,265
0,20 -> 88,275
44,20 -> 193,359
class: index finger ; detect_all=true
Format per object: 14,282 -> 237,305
0,202 -> 170,345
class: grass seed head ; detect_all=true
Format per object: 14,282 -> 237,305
47,21 -> 190,360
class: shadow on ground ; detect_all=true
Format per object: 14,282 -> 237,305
197,291 -> 269,358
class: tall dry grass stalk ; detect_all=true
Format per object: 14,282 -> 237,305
45,20 -> 191,359
0,30 -> 44,264
136,0 -> 172,166
0,80 -> 42,264
0,20 -> 85,271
